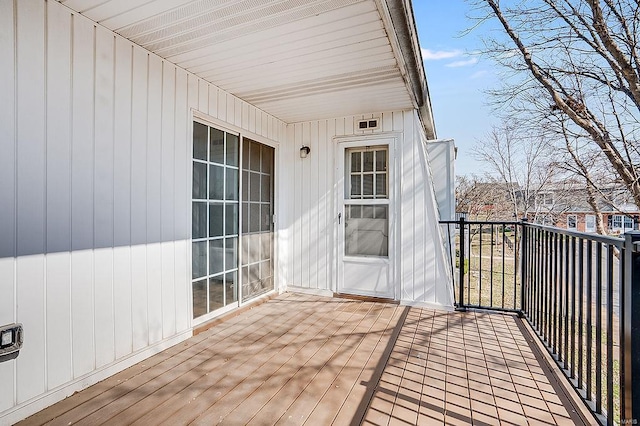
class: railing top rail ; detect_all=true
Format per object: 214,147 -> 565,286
439,219 -> 625,248
439,220 -> 521,226
524,222 -> 625,247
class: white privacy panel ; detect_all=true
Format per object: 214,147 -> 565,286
0,1 -> 286,423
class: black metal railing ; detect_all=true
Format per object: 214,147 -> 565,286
440,217 -> 640,426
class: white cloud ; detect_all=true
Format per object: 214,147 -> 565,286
445,58 -> 479,68
470,70 -> 488,79
421,48 -> 462,60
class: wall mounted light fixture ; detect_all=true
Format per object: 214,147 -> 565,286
300,146 -> 310,158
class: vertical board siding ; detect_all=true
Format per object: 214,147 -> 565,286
0,0 -> 17,409
285,111 -> 453,309
0,1 -> 287,421
94,27 -> 116,370
15,0 -> 46,405
44,1 -> 73,392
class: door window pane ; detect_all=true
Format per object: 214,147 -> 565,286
345,205 -> 388,257
225,237 -> 238,270
242,202 -> 249,233
248,234 -> 260,264
351,175 -> 361,197
261,205 -> 271,231
209,165 -> 224,200
261,146 -> 273,174
363,151 -> 374,172
209,275 -> 224,311
250,172 -> 261,202
209,128 -> 224,164
261,175 -> 271,202
226,134 -> 239,167
242,141 -> 250,169
250,141 -> 261,171
192,241 -> 207,279
193,122 -> 208,160
362,174 -> 374,196
225,204 -> 238,235
249,203 -> 260,233
209,203 -> 223,237
226,168 -> 238,201
376,174 -> 387,196
192,202 -> 207,239
209,239 -> 224,275
351,152 -> 361,172
375,150 -> 386,171
192,162 -> 207,199
225,272 -> 238,305
192,280 -> 207,317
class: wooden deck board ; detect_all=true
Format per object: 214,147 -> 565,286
149,296 -> 336,425
184,299 -> 354,425
45,303 -> 275,426
18,293 -> 591,426
119,296 -> 328,425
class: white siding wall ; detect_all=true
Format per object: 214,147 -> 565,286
0,1 -> 286,422
407,115 -> 455,307
283,111 -> 453,308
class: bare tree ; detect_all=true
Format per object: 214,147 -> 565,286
472,120 -> 556,220
456,174 -> 514,221
472,0 -> 640,207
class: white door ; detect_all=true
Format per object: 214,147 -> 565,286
336,138 -> 395,299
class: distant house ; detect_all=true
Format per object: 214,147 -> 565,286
529,184 -> 639,234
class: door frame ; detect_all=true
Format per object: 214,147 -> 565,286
334,134 -> 399,300
190,110 -> 280,327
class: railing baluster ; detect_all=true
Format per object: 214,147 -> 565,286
546,232 -> 556,353
502,224 -> 506,309
606,245 -> 614,425
596,241 -> 603,415
490,224 -> 494,307
515,224 -> 520,310
478,224 -> 483,307
578,238 -> 584,389
558,235 -> 567,362
570,236 -> 576,379
586,239 -> 593,403
458,217 -> 465,310
552,235 -> 562,359
564,235 -> 570,370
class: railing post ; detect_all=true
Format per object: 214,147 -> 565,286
519,218 -> 528,318
623,231 -> 640,424
457,216 -> 466,311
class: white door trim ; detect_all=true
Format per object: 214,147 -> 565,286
334,134 -> 398,299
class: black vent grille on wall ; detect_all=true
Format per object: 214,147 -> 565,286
356,118 -> 379,130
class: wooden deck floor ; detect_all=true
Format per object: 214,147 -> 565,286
19,293 -> 590,425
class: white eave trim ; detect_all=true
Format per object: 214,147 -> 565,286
376,0 -> 436,139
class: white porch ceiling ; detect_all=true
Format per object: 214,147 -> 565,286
57,0 -> 417,123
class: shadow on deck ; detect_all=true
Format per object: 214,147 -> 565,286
19,293 -> 591,425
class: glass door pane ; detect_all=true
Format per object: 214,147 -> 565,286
192,121 -> 240,319
241,139 -> 274,302
344,147 -> 389,258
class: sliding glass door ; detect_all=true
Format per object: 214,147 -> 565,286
192,123 -> 275,319
241,139 -> 274,302
192,121 -> 239,318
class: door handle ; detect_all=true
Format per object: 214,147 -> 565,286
338,212 -> 342,224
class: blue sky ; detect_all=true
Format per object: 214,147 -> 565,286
413,0 -> 499,177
